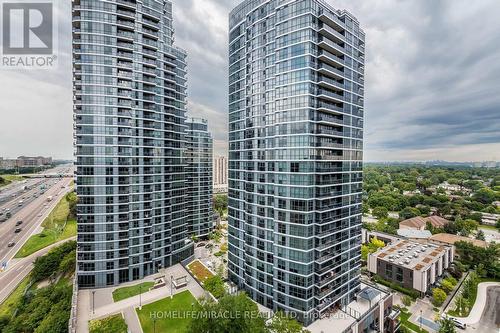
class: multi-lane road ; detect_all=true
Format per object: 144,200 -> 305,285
0,165 -> 74,268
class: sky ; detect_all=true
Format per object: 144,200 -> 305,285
0,0 -> 499,162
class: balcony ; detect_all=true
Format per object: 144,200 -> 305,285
318,88 -> 345,103
319,24 -> 345,44
318,37 -> 346,56
318,62 -> 345,80
318,74 -> 345,94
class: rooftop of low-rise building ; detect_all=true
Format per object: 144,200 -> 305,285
397,229 -> 432,239
371,239 -> 449,271
306,282 -> 391,333
399,215 -> 450,229
429,233 -> 488,248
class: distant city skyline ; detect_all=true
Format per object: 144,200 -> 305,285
1,0 -> 500,161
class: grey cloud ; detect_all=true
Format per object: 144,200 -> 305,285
0,0 -> 499,162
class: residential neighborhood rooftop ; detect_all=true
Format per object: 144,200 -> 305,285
372,239 -> 447,271
399,215 -> 450,229
429,233 -> 488,248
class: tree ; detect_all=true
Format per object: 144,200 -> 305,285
476,263 -> 487,278
455,242 -> 500,278
441,280 -> 454,294
204,275 -> 226,299
454,294 -> 467,316
476,230 -> 486,241
361,237 -> 385,261
32,241 -> 77,282
188,293 -> 267,333
213,194 -> 228,217
372,206 -> 388,219
399,207 -> 420,220
473,188 -> 497,205
267,312 -> 310,333
66,192 -> 78,219
438,317 -> 456,333
496,218 -> 500,231
454,219 -> 478,236
361,245 -> 369,261
432,288 -> 447,306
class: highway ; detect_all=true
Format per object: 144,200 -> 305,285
0,165 -> 75,304
0,237 -> 76,304
0,165 -> 74,267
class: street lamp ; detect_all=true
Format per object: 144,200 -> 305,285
92,291 -> 96,315
139,285 -> 142,310
420,309 -> 423,332
153,318 -> 157,333
171,275 -> 174,299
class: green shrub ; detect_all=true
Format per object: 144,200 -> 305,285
432,288 -> 447,306
402,295 -> 413,307
441,280 -> 454,294
373,275 -> 420,299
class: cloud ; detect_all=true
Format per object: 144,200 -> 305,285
0,0 -> 499,162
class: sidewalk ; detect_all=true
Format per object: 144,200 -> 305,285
123,307 -> 143,333
448,282 -> 500,325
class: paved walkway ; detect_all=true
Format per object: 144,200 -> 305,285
123,307 -> 143,333
76,264 -> 205,333
448,282 -> 500,325
408,297 -> 439,333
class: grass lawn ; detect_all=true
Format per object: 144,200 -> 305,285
187,260 -> 214,284
112,282 -> 155,302
15,194 -> 76,258
399,308 -> 429,333
89,313 -> 128,333
0,174 -> 25,188
137,290 -> 197,333
0,275 -> 31,317
478,224 -> 498,231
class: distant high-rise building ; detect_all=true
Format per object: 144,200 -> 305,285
228,0 -> 365,325
214,156 -> 228,186
186,118 -> 214,237
73,0 -> 193,288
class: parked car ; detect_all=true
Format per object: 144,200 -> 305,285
451,318 -> 466,330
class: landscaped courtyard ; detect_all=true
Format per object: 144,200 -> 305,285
136,290 -> 197,333
187,260 -> 214,284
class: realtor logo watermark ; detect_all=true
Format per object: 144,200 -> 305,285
0,0 -> 58,68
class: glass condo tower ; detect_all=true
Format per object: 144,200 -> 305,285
73,0 -> 193,288
228,0 -> 365,324
186,118 -> 214,238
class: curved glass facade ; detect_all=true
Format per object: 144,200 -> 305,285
228,0 -> 365,324
186,118 -> 214,237
73,0 -> 193,288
